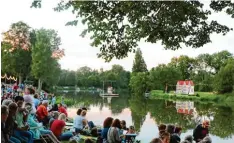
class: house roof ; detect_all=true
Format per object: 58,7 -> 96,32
177,109 -> 194,115
177,80 -> 194,86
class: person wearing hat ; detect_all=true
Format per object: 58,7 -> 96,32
193,120 -> 210,142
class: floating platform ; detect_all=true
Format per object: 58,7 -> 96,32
99,93 -> 119,97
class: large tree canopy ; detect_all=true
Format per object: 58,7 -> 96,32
31,1 -> 233,61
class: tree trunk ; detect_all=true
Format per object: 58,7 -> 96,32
19,75 -> 23,84
165,83 -> 168,93
38,79 -> 43,92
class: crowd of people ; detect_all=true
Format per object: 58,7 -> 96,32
150,121 -> 211,143
1,83 -> 212,143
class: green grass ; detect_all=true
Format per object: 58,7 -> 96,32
151,90 -> 234,103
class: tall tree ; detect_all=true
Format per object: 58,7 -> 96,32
32,1 -> 233,61
31,29 -> 62,90
214,59 -> 234,94
1,22 -> 32,83
132,48 -> 147,73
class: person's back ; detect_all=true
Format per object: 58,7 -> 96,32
107,127 -> 121,143
73,115 -> 85,130
50,119 -> 66,137
36,104 -> 48,120
59,105 -> 68,117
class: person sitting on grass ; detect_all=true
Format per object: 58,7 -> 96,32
49,104 -> 58,112
126,126 -> 136,134
50,113 -> 73,141
158,124 -> 166,139
101,117 -> 114,142
170,126 -> 182,143
49,111 -> 60,128
58,103 -> 68,117
36,100 -> 50,126
193,120 -> 210,143
25,102 -> 60,142
150,138 -> 163,143
4,102 -> 24,143
121,120 -> 128,131
161,132 -> 170,143
107,119 -> 122,143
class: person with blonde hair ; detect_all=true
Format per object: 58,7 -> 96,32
51,113 -> 73,141
193,120 -> 210,142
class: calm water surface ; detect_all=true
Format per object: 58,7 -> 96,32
66,93 -> 234,143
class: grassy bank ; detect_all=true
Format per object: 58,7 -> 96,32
151,90 -> 234,102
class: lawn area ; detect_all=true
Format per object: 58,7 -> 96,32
151,90 -> 234,103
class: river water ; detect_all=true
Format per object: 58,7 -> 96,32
65,93 -> 234,143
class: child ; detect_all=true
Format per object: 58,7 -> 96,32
126,126 -> 135,134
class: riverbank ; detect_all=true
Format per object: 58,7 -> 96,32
151,90 -> 234,103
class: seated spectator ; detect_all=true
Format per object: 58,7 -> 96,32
50,113 -> 73,141
2,99 -> 13,106
182,135 -> 193,143
33,94 -> 40,109
107,119 -> 122,143
101,117 -> 114,141
4,103 -> 23,143
58,103 -> 68,117
49,104 -> 58,112
170,126 -> 182,143
25,103 -> 60,142
1,105 -> 9,143
199,136 -> 212,143
158,124 -> 166,139
193,120 -> 210,142
161,132 -> 170,143
126,126 -> 136,134
121,120 -> 128,130
36,100 -> 50,126
150,138 -> 163,143
14,96 -> 34,143
49,111 -> 60,128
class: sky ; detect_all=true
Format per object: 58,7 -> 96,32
1,0 -> 234,71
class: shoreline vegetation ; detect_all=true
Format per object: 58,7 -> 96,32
151,90 -> 234,103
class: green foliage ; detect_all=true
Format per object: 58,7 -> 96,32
129,72 -> 149,94
57,65 -> 130,89
1,22 -> 32,81
214,59 -> 234,93
32,1 -> 233,61
132,48 -> 147,73
31,29 -> 61,88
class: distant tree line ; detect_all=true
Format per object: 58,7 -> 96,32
130,49 -> 234,94
57,65 -> 130,89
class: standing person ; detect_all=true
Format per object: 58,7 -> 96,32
61,94 -> 65,105
170,126 -> 182,143
50,113 -> 73,141
4,103 -> 21,143
58,103 -> 68,117
36,100 -> 50,126
193,120 -> 210,143
107,119 -> 122,143
23,88 -> 36,113
101,117 -> 114,142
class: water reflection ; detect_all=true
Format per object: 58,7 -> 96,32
66,93 -> 234,143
